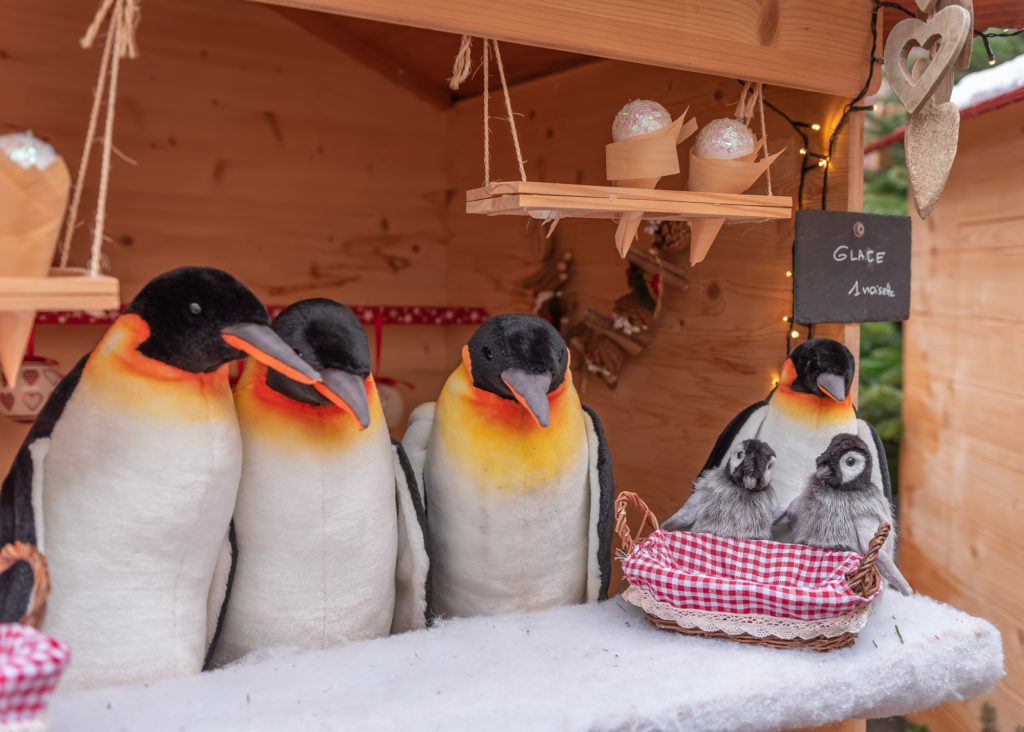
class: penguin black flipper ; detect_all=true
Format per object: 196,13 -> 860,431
391,437 -> 433,631
697,397 -> 772,484
582,405 -> 614,602
203,521 -> 238,670
857,417 -> 893,503
0,354 -> 89,622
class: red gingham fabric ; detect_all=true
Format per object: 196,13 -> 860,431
0,624 -> 70,724
621,530 -> 879,621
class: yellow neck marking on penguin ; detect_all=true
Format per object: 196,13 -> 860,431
772,359 -> 855,426
434,361 -> 585,494
78,313 -> 234,423
234,359 -> 384,452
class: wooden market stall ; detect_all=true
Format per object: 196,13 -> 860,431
0,0 -> 1016,729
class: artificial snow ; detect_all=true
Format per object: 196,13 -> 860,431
952,53 -> 1024,109
48,591 -> 1002,732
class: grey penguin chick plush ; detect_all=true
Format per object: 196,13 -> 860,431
662,439 -> 777,540
782,433 -> 912,595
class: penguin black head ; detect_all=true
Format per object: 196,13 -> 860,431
463,313 -> 569,428
786,338 -> 855,403
124,267 -> 318,382
815,433 -> 872,492
265,299 -> 373,429
727,439 -> 776,492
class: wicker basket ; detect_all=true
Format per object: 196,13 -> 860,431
0,542 -> 69,732
614,491 -> 886,651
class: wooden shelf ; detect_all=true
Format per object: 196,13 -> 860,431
0,268 -> 120,312
466,181 -> 793,223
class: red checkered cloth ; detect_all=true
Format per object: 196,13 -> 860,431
621,529 -> 879,621
0,624 -> 70,725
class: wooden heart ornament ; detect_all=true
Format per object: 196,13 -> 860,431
884,5 -> 971,114
906,97 -> 960,218
938,0 -> 975,69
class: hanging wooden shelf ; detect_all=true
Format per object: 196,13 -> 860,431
0,268 -> 120,312
466,181 -> 793,223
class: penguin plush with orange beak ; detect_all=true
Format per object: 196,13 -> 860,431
209,299 -> 429,666
681,338 -> 891,536
0,267 -> 324,689
403,314 -> 613,618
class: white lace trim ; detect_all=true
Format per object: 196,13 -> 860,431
622,585 -> 872,640
0,715 -> 48,732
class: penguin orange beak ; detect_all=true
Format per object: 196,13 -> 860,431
816,373 -> 847,402
501,368 -> 552,428
314,368 -> 371,430
221,323 -> 320,385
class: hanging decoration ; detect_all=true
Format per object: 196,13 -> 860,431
883,1 -> 972,218
454,37 -> 792,265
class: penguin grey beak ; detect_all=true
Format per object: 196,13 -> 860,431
816,372 -> 847,402
315,368 -> 372,430
501,368 -> 552,427
742,474 -> 757,491
221,323 -> 320,385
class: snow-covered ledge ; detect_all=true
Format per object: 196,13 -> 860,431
50,591 -> 1003,732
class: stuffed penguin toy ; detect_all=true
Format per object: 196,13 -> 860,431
686,338 -> 891,532
402,313 -> 614,618
209,299 -> 430,666
782,433 -> 912,595
0,267 -> 323,689
661,438 -> 777,540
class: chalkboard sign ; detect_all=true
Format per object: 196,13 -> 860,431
793,210 -> 911,324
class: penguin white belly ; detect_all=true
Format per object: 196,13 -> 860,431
756,407 -> 858,508
40,377 -> 240,689
425,428 -> 590,618
216,419 -> 398,664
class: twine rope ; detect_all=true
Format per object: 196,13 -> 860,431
756,83 -> 773,196
448,35 -> 472,91
483,39 -> 490,185
490,39 -> 527,183
59,0 -> 139,274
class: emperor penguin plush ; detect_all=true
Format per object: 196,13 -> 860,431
680,338 -> 891,531
209,299 -> 430,666
402,313 -> 614,619
0,267 -> 324,690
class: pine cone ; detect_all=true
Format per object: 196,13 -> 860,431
584,334 -> 625,385
612,293 -> 653,334
651,220 -> 690,252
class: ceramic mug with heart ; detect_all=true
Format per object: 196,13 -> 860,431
0,355 -> 61,423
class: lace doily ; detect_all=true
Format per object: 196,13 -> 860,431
623,585 -> 872,640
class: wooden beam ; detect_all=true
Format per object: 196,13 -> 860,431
272,6 -> 454,110
247,0 -> 877,97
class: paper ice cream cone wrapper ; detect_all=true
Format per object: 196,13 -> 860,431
606,113 -> 697,182
0,312 -> 37,387
0,154 -> 72,278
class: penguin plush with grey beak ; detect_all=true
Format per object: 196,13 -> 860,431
0,267 -> 323,689
782,433 -> 912,595
208,299 -> 430,667
662,439 -> 777,540
402,313 -> 614,618
677,338 -> 891,538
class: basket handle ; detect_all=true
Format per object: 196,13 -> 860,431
845,523 -> 889,598
0,542 -> 50,628
614,491 -> 661,556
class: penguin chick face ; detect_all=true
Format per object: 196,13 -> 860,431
264,299 -> 373,428
787,338 -> 855,403
728,439 -> 777,492
127,267 -> 270,373
815,433 -> 872,492
464,313 -> 569,428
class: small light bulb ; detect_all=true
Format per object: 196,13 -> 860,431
782,316 -> 789,322
790,329 -> 800,339
785,270 -> 793,278
799,148 -> 807,155
771,378 -> 780,387
818,158 -> 828,168
989,57 -> 997,65
811,123 -> 821,131
872,104 -> 879,112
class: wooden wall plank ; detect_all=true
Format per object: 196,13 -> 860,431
901,99 -> 1024,729
243,0 -> 878,97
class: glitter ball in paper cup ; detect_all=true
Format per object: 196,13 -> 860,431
0,132 -> 59,171
694,118 -> 757,160
611,100 -> 672,142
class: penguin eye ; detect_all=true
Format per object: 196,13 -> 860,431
482,347 -> 493,360
189,302 -> 202,316
845,456 -> 857,467
735,450 -> 744,460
